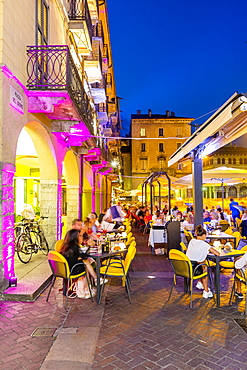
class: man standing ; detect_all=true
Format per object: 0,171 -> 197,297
229,198 -> 240,225
103,203 -> 125,229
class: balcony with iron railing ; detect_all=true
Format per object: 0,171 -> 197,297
68,0 -> 92,54
26,45 -> 94,132
92,20 -> 104,45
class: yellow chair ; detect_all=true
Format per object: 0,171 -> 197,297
232,231 -> 243,248
46,251 -> 93,304
126,236 -> 135,247
126,226 -> 132,234
99,246 -> 136,303
229,268 -> 247,315
235,217 -> 242,230
167,249 -> 208,308
184,230 -> 193,244
225,228 -> 233,235
219,220 -> 229,232
180,242 -> 187,253
55,239 -> 64,253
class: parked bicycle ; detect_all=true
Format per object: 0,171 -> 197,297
15,216 -> 49,263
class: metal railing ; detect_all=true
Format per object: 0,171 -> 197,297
26,45 -> 94,129
92,21 -> 104,45
68,0 -> 92,41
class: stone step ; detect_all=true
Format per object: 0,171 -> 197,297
2,253 -> 52,302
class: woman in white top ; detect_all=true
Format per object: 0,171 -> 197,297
186,225 -> 220,298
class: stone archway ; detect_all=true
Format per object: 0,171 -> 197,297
62,150 -> 80,232
19,122 -> 61,246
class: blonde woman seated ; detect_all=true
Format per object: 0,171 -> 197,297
182,213 -> 194,231
186,225 -> 220,298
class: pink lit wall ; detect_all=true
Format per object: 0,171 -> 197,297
1,163 -> 15,280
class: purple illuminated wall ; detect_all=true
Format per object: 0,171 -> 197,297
1,163 -> 15,280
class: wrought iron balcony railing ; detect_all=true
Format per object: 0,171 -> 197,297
92,21 -> 104,45
26,45 -> 93,129
95,103 -> 108,114
68,0 -> 92,40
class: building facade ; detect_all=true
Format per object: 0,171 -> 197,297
130,110 -> 193,192
0,0 -> 121,291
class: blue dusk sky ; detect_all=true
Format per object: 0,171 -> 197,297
107,0 -> 247,136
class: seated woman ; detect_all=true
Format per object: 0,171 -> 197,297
186,225 -> 220,298
182,213 -> 194,230
60,229 -> 94,299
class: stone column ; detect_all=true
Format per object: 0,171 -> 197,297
40,179 -> 61,249
66,185 -> 79,230
0,162 -> 15,291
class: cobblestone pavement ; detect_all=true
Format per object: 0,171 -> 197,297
1,229 -> 247,369
92,229 -> 247,370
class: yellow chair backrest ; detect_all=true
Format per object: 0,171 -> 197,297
169,249 -> 193,279
126,226 -> 131,234
236,217 -> 242,228
180,242 -> 187,252
55,239 -> 64,253
126,236 -> 135,247
48,251 -> 70,279
225,228 -> 233,235
128,240 -> 136,250
232,231 -> 242,247
124,246 -> 136,273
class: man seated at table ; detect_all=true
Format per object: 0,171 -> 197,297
186,225 -> 220,298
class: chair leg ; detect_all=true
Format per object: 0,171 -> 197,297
190,280 -> 193,309
85,272 -> 94,302
245,288 -> 247,316
46,276 -> 56,302
125,278 -> 132,303
166,282 -> 174,304
229,278 -> 235,306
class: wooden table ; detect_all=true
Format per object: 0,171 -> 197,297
88,248 -> 127,304
207,249 -> 245,307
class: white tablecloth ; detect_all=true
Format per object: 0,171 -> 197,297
148,228 -> 167,248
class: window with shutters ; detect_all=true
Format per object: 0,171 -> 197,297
140,159 -> 147,170
158,128 -> 164,137
159,143 -> 164,152
140,128 -> 146,137
141,143 -> 146,152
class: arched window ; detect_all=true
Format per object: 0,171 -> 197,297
217,158 -> 221,165
240,186 -> 247,198
244,158 -> 247,165
240,158 -> 243,164
229,186 -> 237,198
233,158 -> 236,165
222,158 -> 225,164
228,158 -> 232,165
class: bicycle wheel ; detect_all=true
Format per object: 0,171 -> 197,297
16,234 -> 33,263
37,233 -> 49,255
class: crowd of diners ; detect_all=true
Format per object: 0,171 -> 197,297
59,203 -> 128,299
58,198 -> 247,303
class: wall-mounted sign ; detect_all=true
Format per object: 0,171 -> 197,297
10,86 -> 24,114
